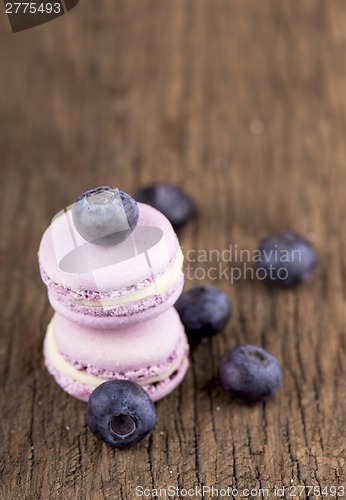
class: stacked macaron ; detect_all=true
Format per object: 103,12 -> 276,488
38,187 -> 189,402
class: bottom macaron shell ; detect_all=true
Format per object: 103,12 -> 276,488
44,351 -> 189,403
47,274 -> 184,329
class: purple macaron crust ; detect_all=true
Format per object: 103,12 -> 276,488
54,330 -> 188,379
44,340 -> 189,403
46,273 -> 184,328
39,250 -> 179,302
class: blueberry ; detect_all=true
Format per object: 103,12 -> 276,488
175,285 -> 231,345
136,183 -> 196,229
86,380 -> 156,449
72,186 -> 139,246
219,345 -> 282,404
257,231 -> 317,286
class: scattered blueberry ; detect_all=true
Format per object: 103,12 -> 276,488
72,186 -> 139,246
86,380 -> 156,449
136,183 -> 196,229
219,345 -> 282,404
256,231 -> 317,287
175,285 -> 231,345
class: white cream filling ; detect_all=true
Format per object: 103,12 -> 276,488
71,249 -> 184,307
46,323 -> 185,388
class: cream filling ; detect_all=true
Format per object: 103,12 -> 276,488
46,323 -> 185,388
71,248 -> 184,307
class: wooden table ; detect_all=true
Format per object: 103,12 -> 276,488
1,1 -> 345,498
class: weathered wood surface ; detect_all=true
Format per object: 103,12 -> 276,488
0,1 -> 345,498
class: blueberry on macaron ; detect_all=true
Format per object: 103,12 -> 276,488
87,380 -> 156,449
219,345 -> 282,404
72,186 -> 139,246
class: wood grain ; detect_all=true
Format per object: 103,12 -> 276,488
0,0 -> 345,498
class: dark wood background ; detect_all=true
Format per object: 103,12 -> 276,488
0,1 -> 345,498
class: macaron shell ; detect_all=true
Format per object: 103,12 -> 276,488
51,307 -> 186,372
38,202 -> 180,293
44,353 -> 189,403
47,272 -> 184,328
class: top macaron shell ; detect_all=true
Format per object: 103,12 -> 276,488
38,202 -> 184,327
